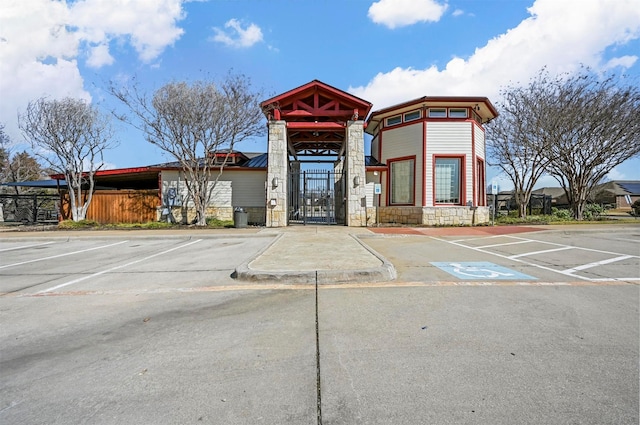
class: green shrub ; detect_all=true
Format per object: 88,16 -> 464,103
551,208 -> 572,221
583,204 -> 607,221
206,217 -> 234,228
58,219 -> 100,229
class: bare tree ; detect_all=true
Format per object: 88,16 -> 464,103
487,75 -> 554,218
110,74 -> 265,226
18,98 -> 115,221
0,124 -> 10,188
488,68 -> 640,220
544,69 -> 640,220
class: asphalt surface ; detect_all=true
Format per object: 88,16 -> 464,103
0,223 -> 638,424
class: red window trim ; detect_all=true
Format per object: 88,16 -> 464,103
476,158 -> 486,206
432,154 -> 466,206
387,155 -> 416,206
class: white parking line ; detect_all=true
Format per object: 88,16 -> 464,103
505,235 -> 636,257
40,239 -> 203,293
508,246 -> 573,259
0,241 -> 56,252
0,241 -> 128,270
564,255 -> 634,274
431,235 -> 639,282
477,240 -> 533,249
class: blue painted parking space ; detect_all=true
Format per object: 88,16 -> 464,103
431,261 -> 537,280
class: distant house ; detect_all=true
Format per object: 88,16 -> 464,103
521,180 -> 640,212
590,181 -> 640,210
532,187 -> 568,207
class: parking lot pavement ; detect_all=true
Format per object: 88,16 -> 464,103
0,236 -> 275,295
362,225 -> 640,283
1,225 -> 638,424
0,289 -> 318,425
318,284 -> 639,425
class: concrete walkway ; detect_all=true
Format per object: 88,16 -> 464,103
234,226 -> 396,284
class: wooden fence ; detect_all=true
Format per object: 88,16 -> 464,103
61,190 -> 159,223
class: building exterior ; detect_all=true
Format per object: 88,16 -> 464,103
364,96 -> 498,225
11,81 -> 498,227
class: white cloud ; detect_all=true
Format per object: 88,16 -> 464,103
603,55 -> 637,70
86,43 -> 114,68
452,9 -> 464,17
70,0 -> 185,63
353,0 -> 640,109
0,0 -> 187,143
211,19 -> 263,48
368,0 -> 448,29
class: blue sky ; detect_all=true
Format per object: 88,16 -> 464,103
1,0 -> 639,189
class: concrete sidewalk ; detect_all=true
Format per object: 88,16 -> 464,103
234,226 -> 397,284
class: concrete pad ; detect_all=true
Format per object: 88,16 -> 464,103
317,285 -> 639,425
0,290 -> 318,424
234,227 -> 396,284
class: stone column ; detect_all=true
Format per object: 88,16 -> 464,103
345,120 -> 367,226
266,120 -> 288,227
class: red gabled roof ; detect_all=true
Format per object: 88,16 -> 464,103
261,80 -> 372,122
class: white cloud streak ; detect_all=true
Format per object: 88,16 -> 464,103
0,0 -> 186,142
368,0 -> 448,29
211,19 -> 264,48
353,0 -> 640,110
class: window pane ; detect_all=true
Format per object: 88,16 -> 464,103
429,108 -> 447,118
449,108 -> 468,118
404,110 -> 421,122
386,115 -> 401,126
390,159 -> 414,204
435,158 -> 460,204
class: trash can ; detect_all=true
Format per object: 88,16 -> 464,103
233,207 -> 248,228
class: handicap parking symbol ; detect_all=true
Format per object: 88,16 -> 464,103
431,262 -> 536,280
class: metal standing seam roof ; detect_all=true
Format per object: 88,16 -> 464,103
149,152 -> 268,169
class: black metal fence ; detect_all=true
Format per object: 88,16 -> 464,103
488,193 -> 553,215
0,194 -> 60,223
288,169 -> 344,225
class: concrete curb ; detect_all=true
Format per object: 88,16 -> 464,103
233,233 -> 397,284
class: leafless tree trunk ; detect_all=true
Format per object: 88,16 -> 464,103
110,73 -> 265,226
486,75 -> 553,218
18,98 -> 115,221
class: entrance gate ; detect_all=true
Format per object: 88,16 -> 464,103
288,169 -> 344,225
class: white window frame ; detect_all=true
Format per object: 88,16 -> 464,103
449,108 -> 468,118
404,110 -> 421,122
428,108 -> 447,118
386,115 -> 402,126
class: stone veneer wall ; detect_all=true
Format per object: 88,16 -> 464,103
159,206 -> 266,225
345,121 -> 367,226
266,120 -> 288,227
377,206 -> 490,226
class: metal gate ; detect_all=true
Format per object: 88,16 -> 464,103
288,169 -> 344,225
